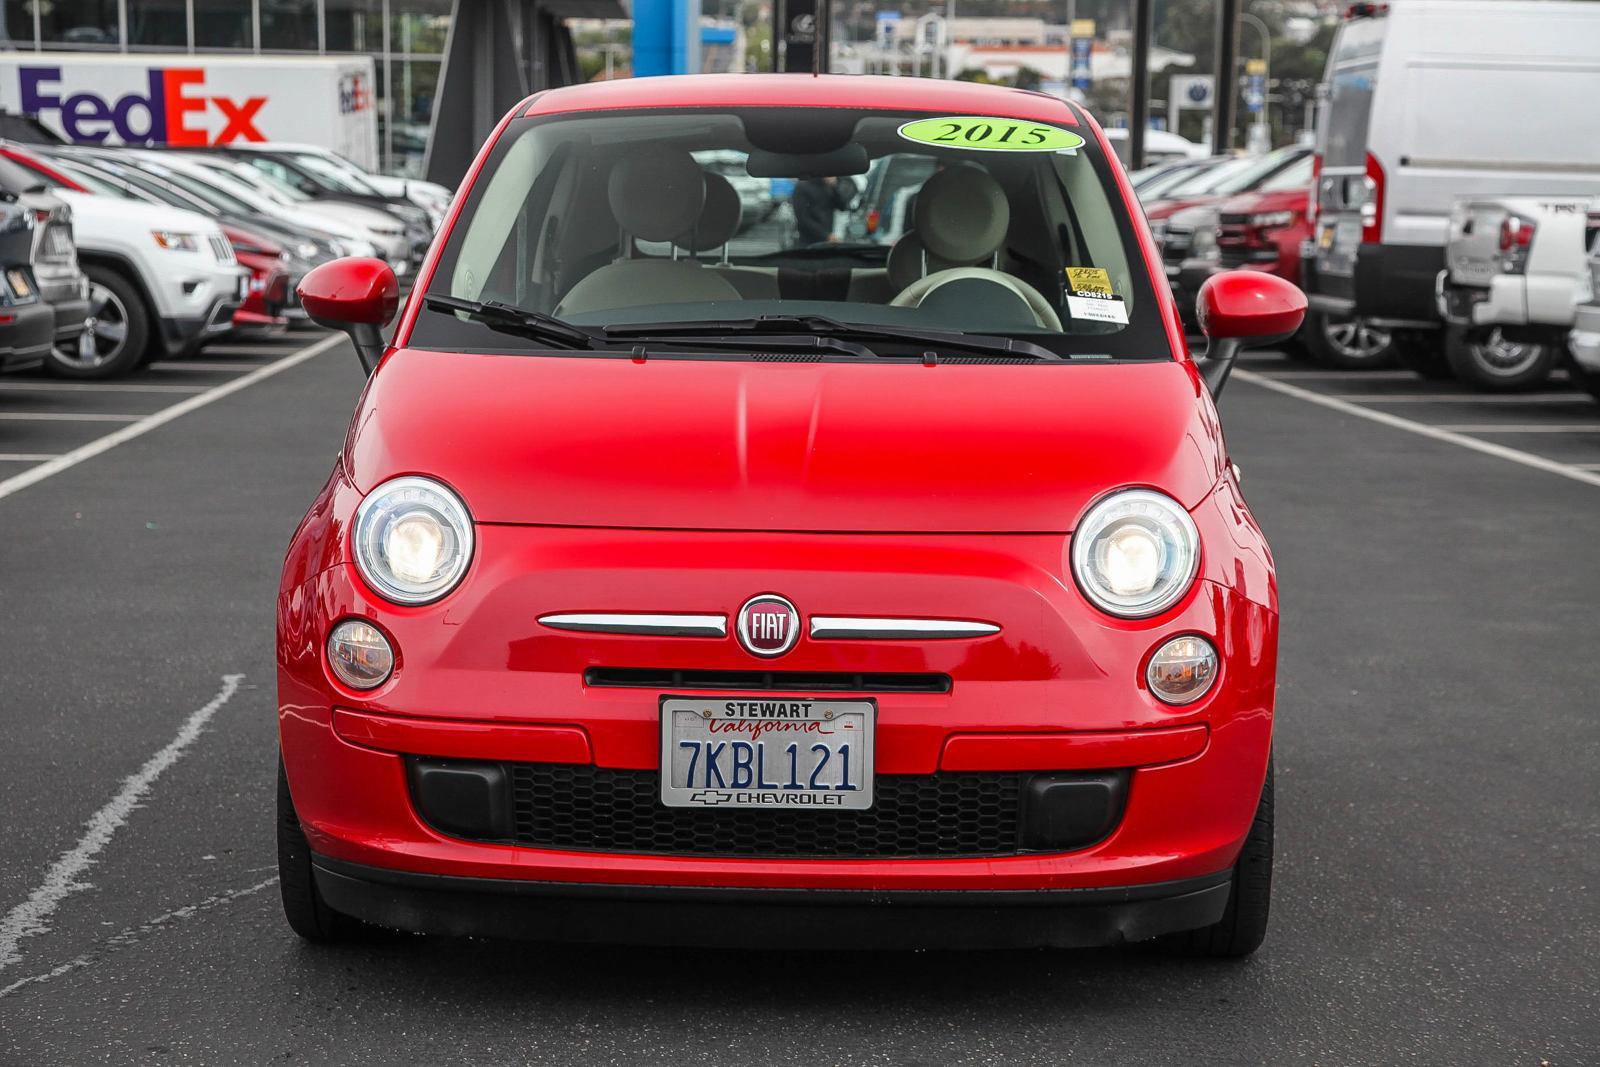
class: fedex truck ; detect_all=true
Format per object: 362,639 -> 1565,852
0,53 -> 379,171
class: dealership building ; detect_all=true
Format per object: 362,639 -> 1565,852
0,0 -> 624,179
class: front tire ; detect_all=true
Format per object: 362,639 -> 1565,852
1160,759 -> 1274,958
1302,311 -> 1395,369
278,757 -> 360,943
44,265 -> 150,380
1444,325 -> 1561,391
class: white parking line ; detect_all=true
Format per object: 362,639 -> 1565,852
1234,369 -> 1600,490
0,453 -> 60,462
0,412 -> 142,422
0,381 -> 209,394
143,362 -> 275,373
1249,369 -> 1419,380
1326,393 -> 1594,405
0,876 -> 278,1000
0,675 -> 245,970
0,333 -> 343,503
1430,424 -> 1600,433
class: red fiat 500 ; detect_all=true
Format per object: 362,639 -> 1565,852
280,74 -> 1303,956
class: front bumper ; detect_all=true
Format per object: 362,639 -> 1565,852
0,300 -> 55,368
312,855 -> 1231,948
1571,303 -> 1600,372
160,294 -> 243,352
279,477 -> 1276,901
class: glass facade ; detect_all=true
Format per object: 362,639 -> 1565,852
1,0 -> 450,174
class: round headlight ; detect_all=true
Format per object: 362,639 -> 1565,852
327,619 -> 395,689
353,476 -> 473,604
1070,489 -> 1199,618
1146,634 -> 1218,704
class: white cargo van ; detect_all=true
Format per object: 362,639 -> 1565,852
0,54 -> 378,171
1303,0 -> 1600,364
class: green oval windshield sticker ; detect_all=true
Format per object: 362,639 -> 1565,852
897,116 -> 1086,153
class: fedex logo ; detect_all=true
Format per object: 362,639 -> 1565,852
19,66 -> 266,146
338,72 -> 371,116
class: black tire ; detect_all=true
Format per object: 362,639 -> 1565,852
43,264 -> 151,380
277,756 -> 361,942
1443,325 -> 1561,391
1301,311 -> 1395,369
1160,759 -> 1274,958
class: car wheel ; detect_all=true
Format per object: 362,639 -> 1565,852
277,756 -> 361,943
44,266 -> 151,380
1444,325 -> 1561,391
1302,311 -> 1395,369
1159,758 -> 1273,958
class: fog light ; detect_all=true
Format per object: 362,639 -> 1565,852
1145,635 -> 1217,704
327,619 -> 394,689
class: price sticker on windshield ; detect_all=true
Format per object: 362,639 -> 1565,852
898,116 -> 1086,153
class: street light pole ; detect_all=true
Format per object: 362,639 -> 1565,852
1129,0 -> 1152,169
1211,0 -> 1240,153
1241,11 -> 1272,148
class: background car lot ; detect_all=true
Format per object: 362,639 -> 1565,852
0,328 -> 1596,1063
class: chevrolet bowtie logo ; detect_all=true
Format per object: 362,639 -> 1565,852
690,790 -> 732,805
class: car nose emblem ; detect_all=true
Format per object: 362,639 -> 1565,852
736,594 -> 800,658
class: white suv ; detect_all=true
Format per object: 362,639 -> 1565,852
55,190 -> 247,378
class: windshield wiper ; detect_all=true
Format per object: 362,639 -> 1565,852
425,295 -> 606,350
604,314 -> 1065,361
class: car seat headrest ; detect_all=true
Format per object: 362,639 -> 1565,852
676,172 -> 743,252
608,150 -> 706,243
912,165 -> 1010,264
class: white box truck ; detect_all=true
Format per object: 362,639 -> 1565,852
0,53 -> 379,171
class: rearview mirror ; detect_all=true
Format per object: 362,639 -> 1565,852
1195,271 -> 1307,398
297,257 -> 399,375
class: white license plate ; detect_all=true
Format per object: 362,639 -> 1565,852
659,697 -> 875,810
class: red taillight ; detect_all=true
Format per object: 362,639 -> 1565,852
1498,215 -> 1534,253
1361,152 -> 1384,244
865,208 -> 880,235
1343,2 -> 1388,18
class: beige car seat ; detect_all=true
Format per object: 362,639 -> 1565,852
556,150 -> 741,316
676,174 -> 781,300
889,167 -> 1062,331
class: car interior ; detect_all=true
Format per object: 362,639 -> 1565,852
440,108 -> 1147,341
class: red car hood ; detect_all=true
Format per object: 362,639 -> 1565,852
1144,194 -> 1224,222
345,349 -> 1224,532
1215,186 -> 1306,216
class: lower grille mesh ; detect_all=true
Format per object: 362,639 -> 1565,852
508,764 -> 1023,858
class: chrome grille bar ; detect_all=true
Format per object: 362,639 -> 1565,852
809,617 -> 1000,640
537,613 -> 727,638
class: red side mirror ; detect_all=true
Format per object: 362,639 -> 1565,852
296,257 -> 399,374
298,257 -> 399,328
1197,270 -> 1307,346
1193,272 -> 1307,398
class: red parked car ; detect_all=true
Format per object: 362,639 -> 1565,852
280,75 -> 1304,956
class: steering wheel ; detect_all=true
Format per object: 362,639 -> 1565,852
891,268 -> 1064,332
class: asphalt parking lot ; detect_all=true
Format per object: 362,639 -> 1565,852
0,332 -> 1596,1064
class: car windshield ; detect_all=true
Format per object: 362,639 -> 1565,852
413,105 -> 1171,361
1208,147 -> 1308,197
1137,161 -> 1212,200
54,160 -> 139,199
293,154 -> 379,194
1160,156 -> 1255,198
